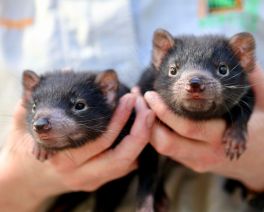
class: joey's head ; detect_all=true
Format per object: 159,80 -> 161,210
152,29 -> 255,119
22,69 -> 119,149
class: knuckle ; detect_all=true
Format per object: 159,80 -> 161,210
191,154 -> 219,173
132,133 -> 149,145
155,104 -> 169,119
65,172 -> 97,191
66,176 -> 101,192
112,156 -> 136,175
117,153 -> 134,167
65,178 -> 85,191
50,160 -> 76,173
84,183 -> 101,192
99,137 -> 113,149
191,162 -> 209,173
155,141 -> 172,156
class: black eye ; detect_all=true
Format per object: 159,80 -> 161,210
217,63 -> 230,76
32,103 -> 36,113
169,64 -> 179,76
73,100 -> 87,111
75,103 -> 85,110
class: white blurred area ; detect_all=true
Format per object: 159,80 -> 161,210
0,0 -> 264,86
0,0 -> 140,86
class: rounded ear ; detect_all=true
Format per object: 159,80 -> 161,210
22,70 -> 40,104
229,32 -> 256,72
152,28 -> 175,70
95,69 -> 119,107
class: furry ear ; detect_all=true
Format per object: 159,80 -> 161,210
95,69 -> 119,107
152,28 -> 175,70
229,32 -> 256,72
22,70 -> 40,104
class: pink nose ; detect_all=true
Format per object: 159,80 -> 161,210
185,77 -> 205,93
33,118 -> 51,133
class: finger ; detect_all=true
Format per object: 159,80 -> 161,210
150,122 -> 225,172
104,93 -> 137,141
144,91 -> 225,143
247,63 -> 264,107
75,161 -> 138,192
12,100 -> 28,130
112,96 -> 155,162
131,86 -> 141,96
75,96 -> 155,184
50,93 -> 137,167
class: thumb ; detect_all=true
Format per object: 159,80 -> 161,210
247,64 -> 264,108
12,100 -> 28,131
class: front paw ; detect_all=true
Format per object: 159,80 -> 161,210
223,127 -> 247,160
32,145 -> 55,162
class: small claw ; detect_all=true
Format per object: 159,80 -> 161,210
32,145 -> 55,162
223,128 -> 247,161
235,152 -> 240,160
225,148 -> 230,157
230,152 -> 235,161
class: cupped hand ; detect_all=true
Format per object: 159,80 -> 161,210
0,93 -> 155,211
144,64 -> 264,192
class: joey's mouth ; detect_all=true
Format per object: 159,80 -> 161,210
34,133 -> 70,149
182,98 -> 216,112
35,131 -> 89,149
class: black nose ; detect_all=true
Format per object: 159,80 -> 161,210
33,118 -> 51,133
186,77 -> 205,93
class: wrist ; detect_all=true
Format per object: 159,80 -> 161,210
0,147 -> 53,212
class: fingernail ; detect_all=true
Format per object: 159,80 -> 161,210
144,91 -> 158,102
146,112 -> 155,128
131,86 -> 141,95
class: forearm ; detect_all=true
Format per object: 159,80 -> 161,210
0,180 -> 50,211
0,187 -> 50,212
0,93 -> 152,211
0,150 -> 52,212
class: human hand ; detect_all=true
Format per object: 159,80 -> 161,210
144,64 -> 264,192
0,93 -> 155,212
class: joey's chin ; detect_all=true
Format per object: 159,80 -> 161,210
35,135 -> 69,149
181,99 -> 216,112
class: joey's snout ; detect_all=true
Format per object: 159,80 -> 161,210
33,118 -> 51,133
185,77 -> 205,93
169,71 -> 223,114
29,108 -> 80,148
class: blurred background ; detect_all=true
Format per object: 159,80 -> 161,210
0,0 -> 263,86
0,1 -> 263,211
